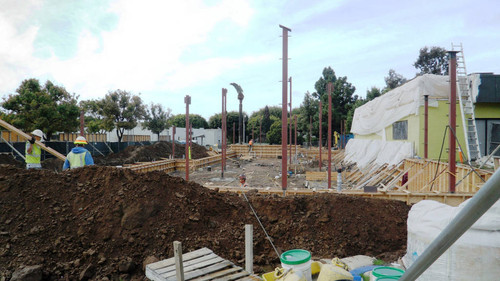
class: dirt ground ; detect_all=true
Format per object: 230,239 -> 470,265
178,158 -> 307,189
0,143 -> 410,281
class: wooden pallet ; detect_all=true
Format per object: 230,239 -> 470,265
146,247 -> 261,281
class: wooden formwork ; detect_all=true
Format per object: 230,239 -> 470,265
125,151 -> 236,173
402,159 -> 491,193
230,144 -> 338,159
209,186 -> 474,206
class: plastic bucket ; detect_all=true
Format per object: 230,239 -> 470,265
280,250 -> 312,281
372,267 -> 404,280
376,277 -> 400,281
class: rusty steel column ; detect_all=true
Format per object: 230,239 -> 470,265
319,101 -> 322,171
185,95 -> 191,181
294,115 -> 297,161
289,77 -> 292,164
327,83 -> 332,189
233,122 -> 236,145
222,88 -> 227,178
424,95 -> 429,159
448,51 -> 458,193
279,24 -> 291,193
172,126 -> 176,159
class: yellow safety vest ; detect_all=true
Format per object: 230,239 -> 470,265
67,151 -> 86,169
25,142 -> 41,164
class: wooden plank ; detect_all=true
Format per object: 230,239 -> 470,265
213,271 -> 250,281
175,260 -> 233,281
174,241 -> 185,281
190,267 -> 241,281
148,248 -> 213,270
0,118 -> 66,161
157,254 -> 222,275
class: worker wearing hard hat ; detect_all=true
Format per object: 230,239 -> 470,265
25,129 -> 45,169
62,136 -> 94,170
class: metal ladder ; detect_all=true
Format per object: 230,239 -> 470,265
452,43 -> 481,161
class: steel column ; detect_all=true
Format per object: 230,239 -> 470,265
319,101 -> 322,171
327,83 -> 332,189
184,95 -> 191,181
424,95 -> 429,159
279,24 -> 291,193
172,126 -> 176,159
289,77 -> 292,164
448,51 -> 458,193
222,88 -> 227,178
294,115 -> 297,161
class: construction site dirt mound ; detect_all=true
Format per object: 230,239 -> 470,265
0,165 -> 409,281
94,141 -> 209,166
0,142 -> 209,171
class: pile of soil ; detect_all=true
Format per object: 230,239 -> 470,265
0,165 -> 409,281
94,142 -> 209,166
0,154 -> 24,168
0,142 -> 210,172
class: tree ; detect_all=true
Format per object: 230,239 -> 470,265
95,90 -> 147,142
208,113 -> 222,129
266,118 -> 281,144
312,67 -> 358,138
383,69 -> 407,92
366,86 -> 382,101
1,79 -> 80,138
414,46 -> 449,75
169,114 -> 208,129
80,100 -> 114,134
143,103 -> 171,140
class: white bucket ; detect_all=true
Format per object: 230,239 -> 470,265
280,250 -> 312,281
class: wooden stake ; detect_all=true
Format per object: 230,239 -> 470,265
174,241 -> 184,281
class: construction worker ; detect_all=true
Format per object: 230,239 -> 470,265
248,139 -> 253,152
63,136 -> 94,170
25,129 -> 45,169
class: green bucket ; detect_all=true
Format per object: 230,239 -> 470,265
372,266 -> 404,279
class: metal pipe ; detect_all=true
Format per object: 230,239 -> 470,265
448,51 -> 458,193
289,76 -> 292,164
185,95 -> 191,181
279,24 -> 291,193
294,115 -> 297,161
424,95 -> 429,159
172,126 -> 176,159
222,88 -> 227,178
399,168 -> 500,281
327,83 -> 332,189
319,101 -> 322,171
223,90 -> 227,170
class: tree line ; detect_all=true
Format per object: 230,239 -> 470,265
0,46 -> 448,144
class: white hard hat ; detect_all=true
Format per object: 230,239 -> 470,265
74,136 -> 87,145
31,129 -> 45,142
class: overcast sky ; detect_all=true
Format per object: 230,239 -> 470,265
1,0 -> 499,120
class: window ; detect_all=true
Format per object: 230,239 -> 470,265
393,120 -> 408,140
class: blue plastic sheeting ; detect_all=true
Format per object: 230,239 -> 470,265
349,265 -> 381,277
